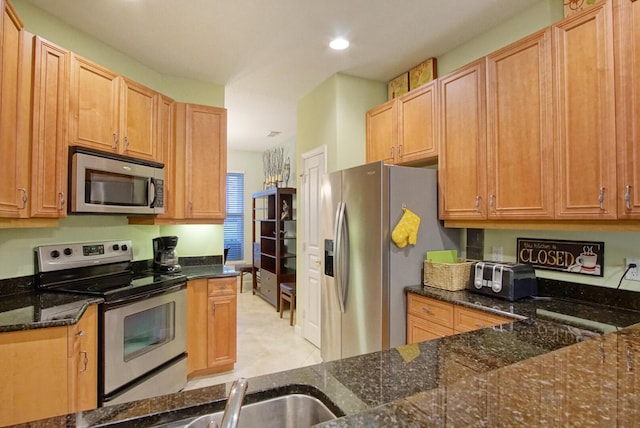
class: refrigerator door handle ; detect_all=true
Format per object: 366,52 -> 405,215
333,202 -> 344,313
337,202 -> 349,313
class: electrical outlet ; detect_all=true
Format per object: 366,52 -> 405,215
492,246 -> 503,262
625,258 -> 640,281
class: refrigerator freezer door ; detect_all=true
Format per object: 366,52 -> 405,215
340,162 -> 385,359
321,170 -> 343,361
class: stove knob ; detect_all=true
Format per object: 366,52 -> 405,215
64,248 -> 73,256
112,244 -> 120,251
50,250 -> 60,259
121,244 -> 128,251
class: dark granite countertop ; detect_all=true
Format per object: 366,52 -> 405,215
0,292 -> 102,333
20,282 -> 638,428
0,260 -> 236,333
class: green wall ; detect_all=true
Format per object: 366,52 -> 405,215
0,1 -> 228,280
297,73 -> 386,174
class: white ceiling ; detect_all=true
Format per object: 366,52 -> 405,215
25,0 -> 540,152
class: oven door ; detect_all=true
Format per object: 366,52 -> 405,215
103,285 -> 186,396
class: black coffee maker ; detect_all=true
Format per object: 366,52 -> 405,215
153,236 -> 182,273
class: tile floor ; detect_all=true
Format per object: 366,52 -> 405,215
184,276 -> 322,390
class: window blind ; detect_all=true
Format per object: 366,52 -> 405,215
224,172 -> 244,262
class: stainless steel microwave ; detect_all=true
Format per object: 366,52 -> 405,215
69,147 -> 165,215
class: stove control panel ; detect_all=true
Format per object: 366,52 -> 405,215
36,240 -> 133,272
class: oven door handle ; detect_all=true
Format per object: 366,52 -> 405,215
105,282 -> 186,308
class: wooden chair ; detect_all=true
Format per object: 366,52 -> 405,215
279,282 -> 296,326
234,264 -> 253,293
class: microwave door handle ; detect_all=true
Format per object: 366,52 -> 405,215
149,178 -> 157,208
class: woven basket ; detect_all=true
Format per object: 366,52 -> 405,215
423,259 -> 474,291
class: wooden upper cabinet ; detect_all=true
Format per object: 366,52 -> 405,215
156,94 -> 175,220
438,59 -> 487,220
553,0 -> 617,220
70,54 -> 160,162
174,103 -> 227,221
486,28 -> 554,220
366,99 -> 396,164
614,0 -> 640,219
31,36 -> 69,218
397,81 -> 438,164
0,0 -> 29,218
121,78 -> 158,161
69,53 -> 120,153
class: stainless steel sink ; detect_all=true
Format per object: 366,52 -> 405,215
155,393 -> 339,428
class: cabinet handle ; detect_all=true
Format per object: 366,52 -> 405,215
398,144 -> 403,157
625,185 -> 632,211
59,192 -> 65,210
79,350 -> 88,373
113,133 -> 119,149
76,330 -> 84,337
598,187 -> 605,210
125,136 -> 130,150
476,323 -> 486,329
627,346 -> 633,373
390,146 -> 394,158
489,194 -> 495,212
475,195 -> 481,212
18,188 -> 27,209
189,202 -> 193,214
212,302 -> 216,316
422,306 -> 432,314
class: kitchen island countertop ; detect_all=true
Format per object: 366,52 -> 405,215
22,284 -> 640,428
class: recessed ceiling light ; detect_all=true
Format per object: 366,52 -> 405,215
267,131 -> 281,137
329,38 -> 349,50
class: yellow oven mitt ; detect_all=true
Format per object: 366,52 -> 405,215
392,207 -> 421,248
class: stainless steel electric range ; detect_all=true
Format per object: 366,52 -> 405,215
35,240 -> 188,407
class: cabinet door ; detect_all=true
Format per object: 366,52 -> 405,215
614,0 -> 640,218
0,1 -> 29,218
183,104 -> 227,219
208,293 -> 237,369
397,81 -> 437,165
0,326 -> 69,426
156,94 -> 175,220
31,36 -> 69,218
68,304 -> 97,412
366,99 -> 396,164
121,78 -> 158,161
453,306 -> 512,333
438,59 -> 487,220
407,315 -> 453,344
554,1 -> 617,219
69,53 -> 120,152
487,29 -> 554,220
187,278 -> 208,375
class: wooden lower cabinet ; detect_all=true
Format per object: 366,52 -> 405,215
187,277 -> 237,378
406,293 -> 512,344
0,304 -> 97,426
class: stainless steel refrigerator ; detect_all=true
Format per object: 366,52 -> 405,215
320,161 -> 459,361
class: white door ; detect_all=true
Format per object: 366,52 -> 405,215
301,146 -> 325,347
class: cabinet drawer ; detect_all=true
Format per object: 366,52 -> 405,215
208,278 -> 236,297
407,294 -> 454,328
453,306 -> 512,333
407,315 -> 454,344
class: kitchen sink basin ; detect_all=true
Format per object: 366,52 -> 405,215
155,393 -> 340,428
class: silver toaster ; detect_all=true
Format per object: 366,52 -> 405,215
467,261 -> 538,301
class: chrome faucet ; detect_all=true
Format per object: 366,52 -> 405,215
219,377 -> 248,428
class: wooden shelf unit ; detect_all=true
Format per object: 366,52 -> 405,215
252,187 -> 296,311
